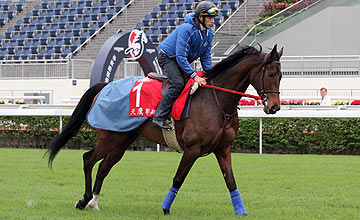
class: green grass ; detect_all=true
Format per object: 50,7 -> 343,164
0,148 -> 359,220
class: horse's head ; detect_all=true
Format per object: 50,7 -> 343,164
250,44 -> 283,114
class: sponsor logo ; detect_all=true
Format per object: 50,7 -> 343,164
114,47 -> 124,53
124,29 -> 148,60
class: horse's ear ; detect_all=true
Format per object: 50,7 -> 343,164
270,44 -> 277,57
269,44 -> 278,61
278,47 -> 284,58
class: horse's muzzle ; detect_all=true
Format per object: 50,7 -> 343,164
268,105 -> 280,114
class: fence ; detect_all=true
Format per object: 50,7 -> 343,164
1,105 -> 360,153
0,59 -> 94,79
234,0 -> 324,51
1,55 -> 359,79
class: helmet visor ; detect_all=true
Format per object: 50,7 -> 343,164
200,7 -> 219,16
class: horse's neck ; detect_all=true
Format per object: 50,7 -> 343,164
210,57 -> 261,113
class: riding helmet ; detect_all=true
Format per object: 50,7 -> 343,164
195,1 -> 219,17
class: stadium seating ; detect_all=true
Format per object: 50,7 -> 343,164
0,0 -> 130,60
0,0 -> 25,26
0,0 -> 242,60
136,0 -> 244,45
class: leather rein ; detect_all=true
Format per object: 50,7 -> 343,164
203,53 -> 281,102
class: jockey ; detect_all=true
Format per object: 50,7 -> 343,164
152,1 -> 219,130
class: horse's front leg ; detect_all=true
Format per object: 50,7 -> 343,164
162,148 -> 200,215
214,145 -> 247,216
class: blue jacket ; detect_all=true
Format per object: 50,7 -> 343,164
160,12 -> 214,78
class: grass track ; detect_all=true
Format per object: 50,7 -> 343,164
0,148 -> 359,220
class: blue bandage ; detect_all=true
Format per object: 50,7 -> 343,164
162,186 -> 179,211
230,189 -> 247,216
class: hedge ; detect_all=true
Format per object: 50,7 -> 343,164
0,116 -> 359,155
235,118 -> 360,154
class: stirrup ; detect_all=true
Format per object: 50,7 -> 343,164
152,118 -> 173,130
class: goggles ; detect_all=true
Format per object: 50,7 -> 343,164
200,7 -> 219,16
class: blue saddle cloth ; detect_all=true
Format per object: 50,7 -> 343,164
87,76 -> 149,132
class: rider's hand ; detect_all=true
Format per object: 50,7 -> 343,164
194,75 -> 207,86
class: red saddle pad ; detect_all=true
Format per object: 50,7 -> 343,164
129,72 -> 203,120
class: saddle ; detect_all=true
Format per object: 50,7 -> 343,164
147,72 -> 196,153
148,72 -> 169,96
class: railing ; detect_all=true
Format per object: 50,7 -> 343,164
229,0 -> 323,54
211,0 -> 248,53
212,0 -> 268,54
215,0 -> 248,33
281,55 -> 360,77
1,105 -> 360,153
0,55 -> 359,79
239,105 -> 360,153
0,59 -> 94,79
193,55 -> 360,77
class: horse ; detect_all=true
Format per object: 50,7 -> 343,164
47,44 -> 283,216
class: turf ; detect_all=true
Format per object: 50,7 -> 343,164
0,148 -> 359,220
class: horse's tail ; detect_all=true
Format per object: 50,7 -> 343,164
47,82 -> 107,167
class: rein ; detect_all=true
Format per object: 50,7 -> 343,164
202,84 -> 261,100
201,54 -> 281,101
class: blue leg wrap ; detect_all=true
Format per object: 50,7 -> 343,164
162,186 -> 179,211
230,189 -> 247,216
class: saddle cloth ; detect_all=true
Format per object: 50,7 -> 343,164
87,75 -> 197,132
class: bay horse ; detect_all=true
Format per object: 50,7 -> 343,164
47,45 -> 283,216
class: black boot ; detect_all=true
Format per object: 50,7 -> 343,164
152,117 -> 172,130
152,92 -> 177,130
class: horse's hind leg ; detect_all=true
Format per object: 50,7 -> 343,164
88,131 -> 139,210
75,149 -> 104,209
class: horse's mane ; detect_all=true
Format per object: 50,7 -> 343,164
205,46 -> 262,80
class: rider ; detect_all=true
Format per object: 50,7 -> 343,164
152,1 -> 219,130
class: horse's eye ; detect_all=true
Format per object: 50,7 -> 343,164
269,73 -> 274,78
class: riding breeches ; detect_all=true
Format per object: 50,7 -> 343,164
154,52 -> 186,120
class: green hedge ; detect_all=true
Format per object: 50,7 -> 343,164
235,118 -> 360,154
0,116 -> 359,154
0,116 -> 96,149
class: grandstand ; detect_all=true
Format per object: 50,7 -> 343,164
0,0 -> 359,104
0,0 -> 130,60
0,0 -> 252,61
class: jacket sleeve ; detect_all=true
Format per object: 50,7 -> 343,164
175,25 -> 196,77
200,41 -> 212,71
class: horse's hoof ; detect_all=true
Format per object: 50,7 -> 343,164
75,200 -> 85,210
163,209 -> 170,215
88,202 -> 100,211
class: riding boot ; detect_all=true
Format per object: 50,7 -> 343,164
152,92 -> 178,130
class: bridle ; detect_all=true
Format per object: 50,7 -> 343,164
203,53 -> 281,104
250,53 -> 281,109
